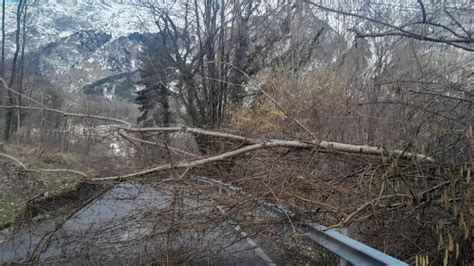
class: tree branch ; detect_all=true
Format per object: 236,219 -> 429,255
117,129 -> 200,158
94,127 -> 435,182
304,0 -> 474,52
0,78 -> 132,127
0,152 -> 88,178
0,105 -> 132,127
417,0 -> 427,23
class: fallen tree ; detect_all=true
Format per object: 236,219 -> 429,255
92,126 -> 435,182
0,79 -> 435,183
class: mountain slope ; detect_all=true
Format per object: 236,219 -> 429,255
28,30 -> 153,99
5,0 -> 154,52
1,0 -> 157,100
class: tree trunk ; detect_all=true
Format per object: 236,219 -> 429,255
1,0 -> 5,78
0,0 -> 5,134
17,0 -> 28,138
4,0 -> 25,141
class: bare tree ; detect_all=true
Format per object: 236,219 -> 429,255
135,0 -> 262,127
3,0 -> 29,141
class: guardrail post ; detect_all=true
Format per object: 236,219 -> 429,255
338,228 -> 349,266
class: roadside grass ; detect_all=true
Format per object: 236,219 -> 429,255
0,145 -> 93,228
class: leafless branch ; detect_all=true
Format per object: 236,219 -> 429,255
417,0 -> 427,23
304,0 -> 474,52
0,78 -> 132,126
0,152 -> 88,178
118,129 -> 200,158
0,105 -> 132,127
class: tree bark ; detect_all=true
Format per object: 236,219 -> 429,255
17,0 -> 28,133
0,0 -> 5,134
1,0 -> 5,78
4,0 -> 25,141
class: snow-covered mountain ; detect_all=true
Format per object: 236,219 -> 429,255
6,0 -> 154,51
4,0 -> 156,100
28,30 -> 153,100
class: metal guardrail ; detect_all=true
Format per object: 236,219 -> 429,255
197,176 -> 408,265
298,223 -> 408,266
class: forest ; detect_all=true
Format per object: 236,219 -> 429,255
0,0 -> 472,264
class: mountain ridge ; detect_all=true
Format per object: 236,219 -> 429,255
0,0 -> 157,99
5,0 -> 154,53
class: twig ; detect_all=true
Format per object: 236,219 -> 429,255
444,8 -> 471,37
260,89 -> 316,139
0,78 -> 131,127
118,129 -> 200,158
164,142 -> 179,179
92,143 -> 267,181
304,0 -> 474,52
26,185 -> 112,263
417,0 -> 427,23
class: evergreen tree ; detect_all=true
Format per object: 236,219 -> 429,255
136,33 -> 174,128
135,83 -> 171,127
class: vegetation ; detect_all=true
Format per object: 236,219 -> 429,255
0,145 -> 89,227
